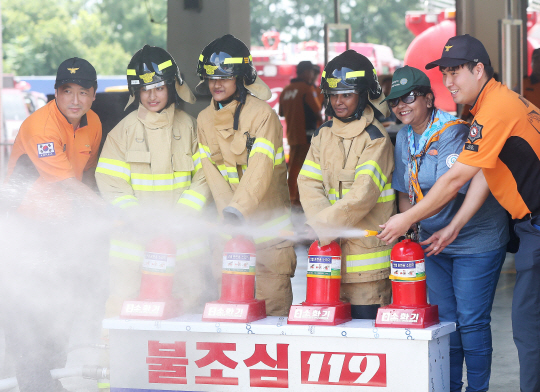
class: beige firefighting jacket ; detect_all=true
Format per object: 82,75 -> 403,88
197,94 -> 293,249
298,105 -> 396,284
95,103 -> 213,315
95,104 -> 210,211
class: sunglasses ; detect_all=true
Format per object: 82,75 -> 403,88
388,91 -> 425,108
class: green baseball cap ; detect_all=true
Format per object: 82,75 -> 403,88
383,65 -> 431,101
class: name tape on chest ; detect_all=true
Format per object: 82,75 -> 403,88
37,142 -> 56,158
464,143 -> 479,152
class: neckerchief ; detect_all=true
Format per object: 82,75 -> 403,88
407,109 -> 467,204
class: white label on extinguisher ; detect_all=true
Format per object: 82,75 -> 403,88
307,255 -> 341,277
222,252 -> 256,273
143,252 -> 175,273
390,259 -> 425,280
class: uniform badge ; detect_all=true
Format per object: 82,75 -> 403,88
139,72 -> 155,83
468,121 -> 483,143
427,149 -> 438,156
326,78 -> 341,88
37,142 -> 56,158
204,65 -> 218,75
67,67 -> 79,74
446,153 -> 459,168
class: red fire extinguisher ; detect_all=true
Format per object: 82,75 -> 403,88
220,235 -> 257,303
120,237 -> 182,320
305,240 -> 343,305
375,239 -> 439,328
202,236 -> 266,323
288,241 -> 351,326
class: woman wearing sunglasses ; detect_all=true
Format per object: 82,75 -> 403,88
386,65 -> 508,392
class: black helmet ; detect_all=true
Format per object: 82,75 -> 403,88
321,50 -> 382,120
321,50 -> 381,98
125,45 -> 195,109
127,45 -> 183,94
196,34 -> 257,85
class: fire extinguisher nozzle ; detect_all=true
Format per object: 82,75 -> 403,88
364,230 -> 381,237
278,229 -> 296,237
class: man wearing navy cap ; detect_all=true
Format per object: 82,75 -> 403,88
378,34 -> 540,392
3,57 -> 105,392
6,57 -> 104,211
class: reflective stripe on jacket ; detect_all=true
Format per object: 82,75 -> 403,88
298,106 -> 396,283
197,95 -> 293,249
96,104 -> 211,211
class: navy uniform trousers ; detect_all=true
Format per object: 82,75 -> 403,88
513,216 -> 540,392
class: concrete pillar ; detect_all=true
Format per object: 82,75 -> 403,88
167,0 -> 250,117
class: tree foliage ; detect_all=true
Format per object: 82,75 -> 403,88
2,0 -> 421,75
250,0 -> 421,59
1,0 -> 167,75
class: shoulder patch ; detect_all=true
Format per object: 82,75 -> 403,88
37,142 -> 56,158
468,120 -> 483,143
365,124 -> 384,140
314,120 -> 333,138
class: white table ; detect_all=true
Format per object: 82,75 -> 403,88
104,314 -> 455,391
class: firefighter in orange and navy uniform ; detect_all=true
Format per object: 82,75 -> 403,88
279,60 -> 323,208
3,57 -> 104,392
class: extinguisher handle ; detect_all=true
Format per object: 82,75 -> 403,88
405,223 -> 420,242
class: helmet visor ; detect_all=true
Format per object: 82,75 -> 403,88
323,67 -> 367,92
203,51 -> 246,79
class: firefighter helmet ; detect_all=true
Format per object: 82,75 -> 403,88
321,50 -> 383,120
125,45 -> 195,109
196,34 -> 257,85
320,50 -> 381,98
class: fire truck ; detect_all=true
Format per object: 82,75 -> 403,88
251,32 -> 401,157
252,32 -> 401,114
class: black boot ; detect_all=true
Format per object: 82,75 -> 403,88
350,304 -> 380,319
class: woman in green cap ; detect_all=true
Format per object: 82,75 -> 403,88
386,65 -> 508,392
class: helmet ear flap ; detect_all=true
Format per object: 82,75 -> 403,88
324,94 -> 336,117
243,65 -> 257,85
368,75 -> 382,100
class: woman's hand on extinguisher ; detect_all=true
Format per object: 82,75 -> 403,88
377,213 -> 413,245
421,224 -> 460,256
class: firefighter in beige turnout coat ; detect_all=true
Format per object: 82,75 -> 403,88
196,35 -> 296,316
298,50 -> 396,319
96,46 -> 212,318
